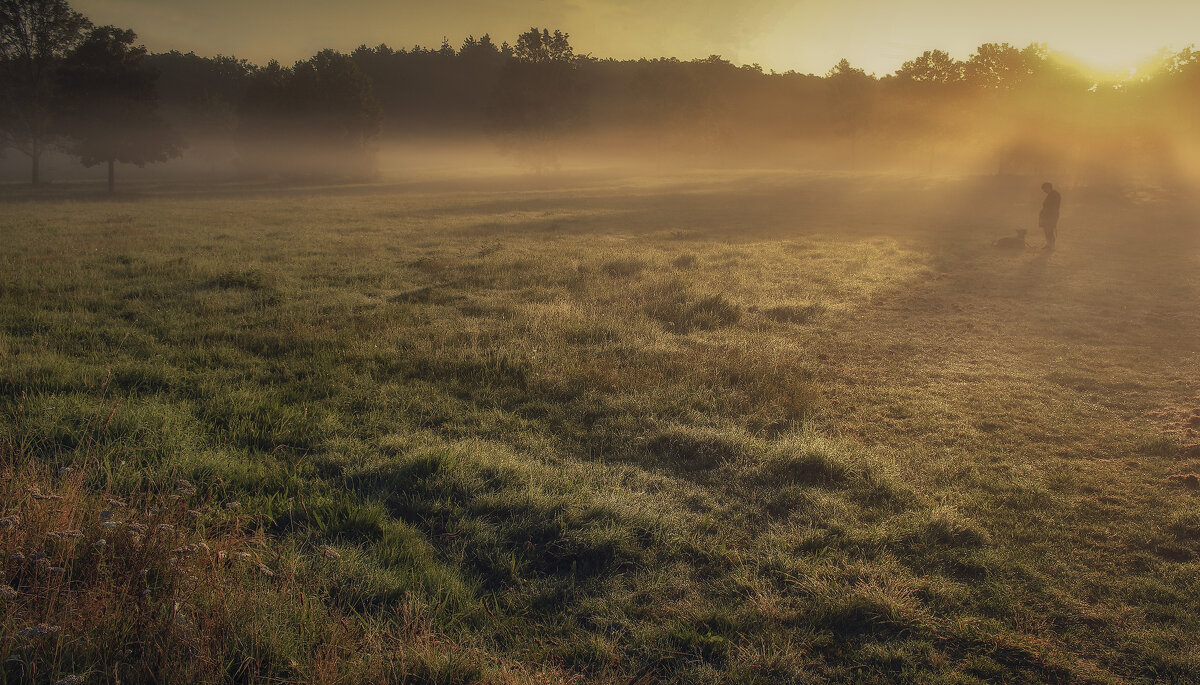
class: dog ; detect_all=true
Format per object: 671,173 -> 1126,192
993,229 -> 1027,249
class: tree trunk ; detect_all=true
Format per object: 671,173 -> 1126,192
31,153 -> 41,186
107,159 -> 115,193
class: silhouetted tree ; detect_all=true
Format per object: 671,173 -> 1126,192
459,34 -> 499,61
513,28 -> 573,64
824,59 -> 876,163
487,28 -> 583,163
147,51 -> 252,135
1166,45 -> 1200,78
56,26 -> 181,192
963,43 -> 1047,89
291,49 -> 380,151
0,0 -> 90,184
827,58 -> 868,81
144,51 -> 250,174
349,39 -> 504,131
896,50 -> 963,84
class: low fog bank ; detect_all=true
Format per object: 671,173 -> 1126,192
5,123 -> 1197,193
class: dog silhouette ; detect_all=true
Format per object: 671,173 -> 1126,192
993,229 -> 1027,249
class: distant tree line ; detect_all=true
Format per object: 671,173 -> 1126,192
156,35 -> 1199,181
5,0 -> 1200,185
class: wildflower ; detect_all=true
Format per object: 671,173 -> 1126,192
47,530 -> 84,541
99,509 -> 113,521
0,585 -> 18,600
223,501 -> 240,510
57,467 -> 74,476
322,546 -> 341,560
55,676 -> 85,685
31,492 -> 63,501
103,521 -> 121,529
126,523 -> 147,535
234,552 -> 252,561
176,480 -> 197,495
174,544 -> 198,555
18,624 -> 60,639
256,563 -> 275,577
93,538 -> 107,549
107,497 -> 127,508
216,550 -> 227,561
156,524 -> 176,534
187,509 -> 203,518
10,552 -> 25,562
197,542 -> 210,554
0,514 -> 19,528
48,566 -> 66,575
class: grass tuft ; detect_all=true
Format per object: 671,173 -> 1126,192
644,279 -> 742,333
602,257 -> 647,278
206,269 -> 275,291
762,302 -> 826,324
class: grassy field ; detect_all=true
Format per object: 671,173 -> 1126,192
1,171 -> 1198,683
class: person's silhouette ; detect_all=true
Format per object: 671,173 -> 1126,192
1039,182 -> 1061,249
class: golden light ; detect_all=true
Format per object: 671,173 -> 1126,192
1052,41 -> 1176,82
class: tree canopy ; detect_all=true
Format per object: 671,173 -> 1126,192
896,50 -> 963,84
0,0 -> 91,183
513,28 -> 574,63
55,25 -> 181,190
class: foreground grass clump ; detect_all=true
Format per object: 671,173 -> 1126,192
0,445 -> 550,683
2,173 -> 1199,682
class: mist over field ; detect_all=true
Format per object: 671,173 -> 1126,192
5,27 -> 1200,188
3,3 -> 1200,684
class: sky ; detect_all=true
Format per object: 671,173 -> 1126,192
72,0 -> 1200,76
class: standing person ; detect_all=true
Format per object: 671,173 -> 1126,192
1039,182 -> 1061,249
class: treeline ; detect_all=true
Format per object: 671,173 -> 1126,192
144,29 -> 586,177
152,35 -> 1200,181
5,0 -> 1200,186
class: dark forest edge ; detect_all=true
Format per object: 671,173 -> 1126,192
4,0 -> 1200,186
